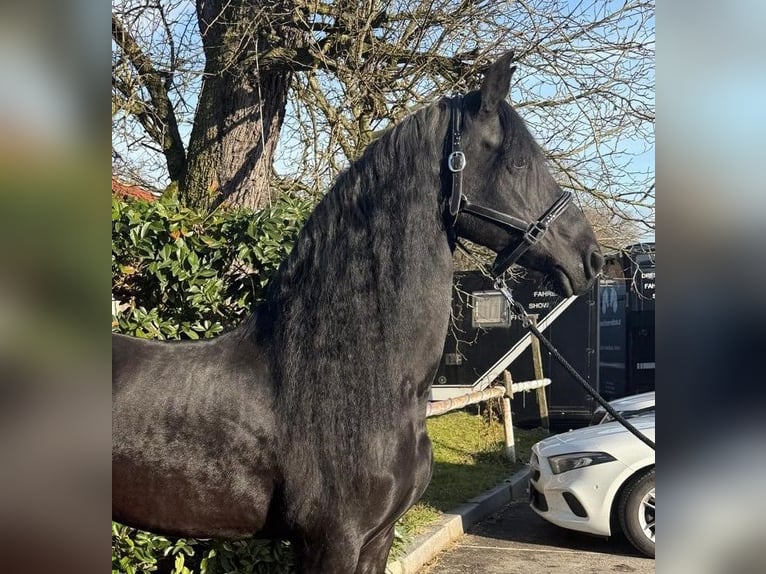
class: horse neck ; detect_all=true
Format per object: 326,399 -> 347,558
275,162 -> 453,322
258,129 -> 455,396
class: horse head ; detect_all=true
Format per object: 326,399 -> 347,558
449,52 -> 603,296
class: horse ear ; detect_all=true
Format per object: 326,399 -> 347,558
479,51 -> 516,114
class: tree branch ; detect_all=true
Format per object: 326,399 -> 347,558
112,12 -> 187,182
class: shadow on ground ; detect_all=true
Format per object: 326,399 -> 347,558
467,500 -> 646,558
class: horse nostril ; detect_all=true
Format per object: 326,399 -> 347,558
588,247 -> 604,279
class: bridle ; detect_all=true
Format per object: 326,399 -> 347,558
446,94 -> 573,277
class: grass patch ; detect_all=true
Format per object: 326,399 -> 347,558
392,409 -> 548,555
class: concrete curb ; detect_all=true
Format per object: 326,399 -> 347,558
387,465 -> 530,574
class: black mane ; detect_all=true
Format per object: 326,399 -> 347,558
249,101 -> 449,486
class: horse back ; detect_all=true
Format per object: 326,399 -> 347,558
112,329 -> 281,538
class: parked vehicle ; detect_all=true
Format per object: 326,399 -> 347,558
529,414 -> 655,557
589,391 -> 655,425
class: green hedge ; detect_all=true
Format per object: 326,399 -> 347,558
112,193 -> 311,339
112,193 -> 313,573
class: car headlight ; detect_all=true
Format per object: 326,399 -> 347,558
547,452 -> 616,474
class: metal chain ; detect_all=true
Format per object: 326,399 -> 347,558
455,239 -> 504,282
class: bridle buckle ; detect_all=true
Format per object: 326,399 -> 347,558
523,222 -> 548,245
448,151 -> 466,173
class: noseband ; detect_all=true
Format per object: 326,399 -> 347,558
446,94 -> 573,277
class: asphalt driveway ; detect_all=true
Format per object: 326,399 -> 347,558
419,500 -> 654,574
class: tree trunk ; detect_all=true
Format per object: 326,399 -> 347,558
182,0 -> 293,211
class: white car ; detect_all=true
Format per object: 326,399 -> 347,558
529,414 -> 655,557
589,391 -> 655,425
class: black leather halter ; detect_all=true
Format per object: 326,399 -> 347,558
446,94 -> 573,277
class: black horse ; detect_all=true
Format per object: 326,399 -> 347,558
113,53 -> 603,573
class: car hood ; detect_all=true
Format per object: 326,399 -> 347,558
593,391 -> 655,414
534,415 -> 655,466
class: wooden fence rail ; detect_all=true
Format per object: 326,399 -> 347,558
425,386 -> 505,418
426,374 -> 551,461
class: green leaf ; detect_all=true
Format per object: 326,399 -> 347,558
173,553 -> 185,573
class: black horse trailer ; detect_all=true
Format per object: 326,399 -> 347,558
431,270 -> 599,430
601,242 -> 655,400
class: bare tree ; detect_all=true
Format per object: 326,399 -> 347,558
112,0 -> 201,191
112,0 -> 294,208
112,0 -> 654,236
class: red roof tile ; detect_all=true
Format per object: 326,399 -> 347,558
112,178 -> 158,201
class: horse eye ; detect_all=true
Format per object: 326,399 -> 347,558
505,157 -> 527,173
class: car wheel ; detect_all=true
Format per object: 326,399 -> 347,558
618,468 -> 655,558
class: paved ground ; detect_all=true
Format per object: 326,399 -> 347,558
420,500 -> 654,574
